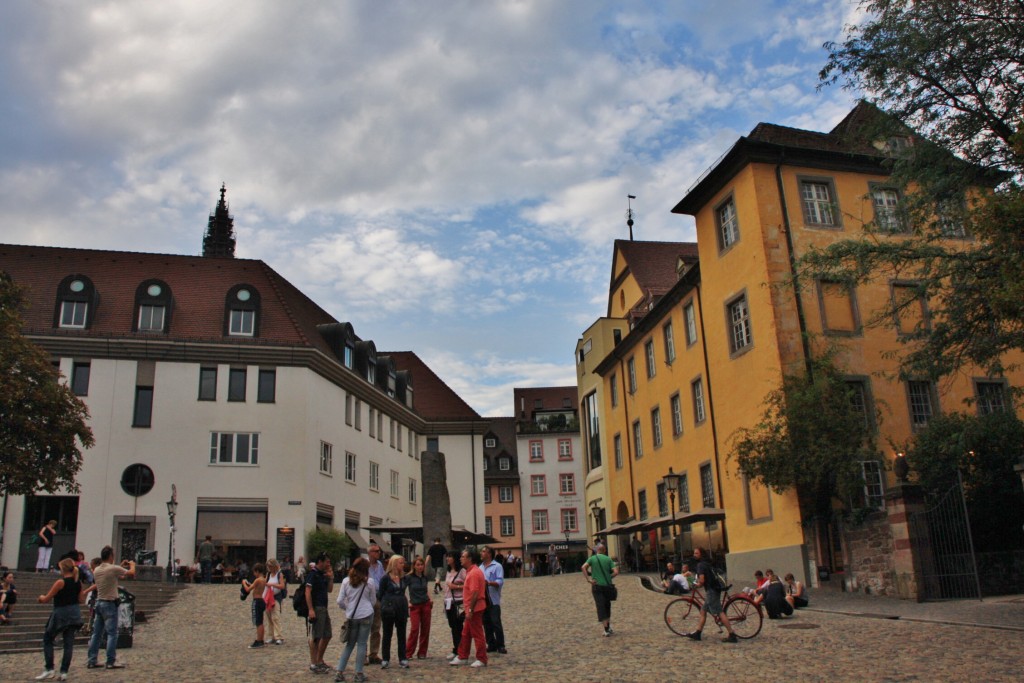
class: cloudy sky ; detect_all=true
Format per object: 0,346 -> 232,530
1,0 -> 863,416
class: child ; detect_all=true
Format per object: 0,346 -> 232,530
242,563 -> 268,649
0,571 -> 17,624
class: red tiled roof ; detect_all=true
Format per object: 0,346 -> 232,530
484,416 -> 518,453
0,243 -> 336,355
512,386 -> 578,417
614,239 -> 698,293
386,351 -> 482,421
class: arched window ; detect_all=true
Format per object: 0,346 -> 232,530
225,284 -> 260,337
54,274 -> 97,329
134,279 -> 172,333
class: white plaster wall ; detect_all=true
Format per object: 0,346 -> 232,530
518,432 -> 587,549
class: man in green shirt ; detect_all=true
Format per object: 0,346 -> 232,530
583,543 -> 618,637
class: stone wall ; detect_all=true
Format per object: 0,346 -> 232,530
843,509 -> 898,596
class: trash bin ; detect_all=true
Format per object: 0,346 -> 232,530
116,586 -> 136,649
817,565 -> 830,581
136,550 -> 158,566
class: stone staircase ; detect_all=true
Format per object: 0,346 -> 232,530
0,573 -> 187,654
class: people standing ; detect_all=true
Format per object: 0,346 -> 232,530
684,547 -> 738,644
36,520 -> 57,573
449,549 -> 487,668
305,552 -> 335,674
376,555 -> 410,669
197,535 -> 215,584
364,544 -> 385,665
33,558 -> 89,680
334,557 -> 377,683
427,538 -> 447,594
405,556 -> 432,659
86,546 -> 136,669
241,563 -> 268,649
479,546 -> 507,654
264,558 -> 285,645
443,551 -> 466,660
583,542 -> 618,637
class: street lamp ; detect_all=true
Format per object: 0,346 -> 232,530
663,467 -> 683,564
166,484 -> 178,583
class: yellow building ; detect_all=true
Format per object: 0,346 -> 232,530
585,103 -> 1023,587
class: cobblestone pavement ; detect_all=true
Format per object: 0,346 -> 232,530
4,574 -> 1023,682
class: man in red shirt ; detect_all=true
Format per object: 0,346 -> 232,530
450,549 -> 487,668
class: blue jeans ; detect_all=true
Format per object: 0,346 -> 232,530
337,616 -> 372,674
87,600 -> 119,665
201,560 -> 213,583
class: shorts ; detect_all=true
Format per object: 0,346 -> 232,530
309,608 -> 332,641
251,598 -> 266,626
701,588 -> 723,616
434,566 -> 446,583
792,595 -> 808,609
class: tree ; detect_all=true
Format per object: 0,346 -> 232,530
0,272 -> 94,495
906,410 -> 1024,551
305,527 -> 354,567
805,0 -> 1024,380
730,356 -> 881,521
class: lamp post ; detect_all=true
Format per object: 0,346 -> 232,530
590,499 -> 601,541
564,528 -> 571,571
663,467 -> 683,565
166,484 -> 178,583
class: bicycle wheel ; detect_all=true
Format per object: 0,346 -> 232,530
724,595 -> 762,639
664,597 -> 700,636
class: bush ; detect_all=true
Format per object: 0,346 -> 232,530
305,527 -> 353,567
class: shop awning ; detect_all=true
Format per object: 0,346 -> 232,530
677,507 -> 726,525
596,518 -> 648,535
345,528 -> 370,551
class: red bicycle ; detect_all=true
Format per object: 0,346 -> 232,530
663,585 -> 763,639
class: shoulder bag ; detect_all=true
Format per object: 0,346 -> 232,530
594,557 -> 617,601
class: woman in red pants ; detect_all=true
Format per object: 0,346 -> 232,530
405,556 -> 433,658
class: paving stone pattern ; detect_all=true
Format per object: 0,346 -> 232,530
4,574 -> 1022,681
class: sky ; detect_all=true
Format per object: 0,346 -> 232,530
0,0 -> 865,417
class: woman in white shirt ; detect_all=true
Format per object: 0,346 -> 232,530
335,557 -> 377,682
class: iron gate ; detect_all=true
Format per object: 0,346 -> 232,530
909,472 -> 982,601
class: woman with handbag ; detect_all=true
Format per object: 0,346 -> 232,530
334,558 -> 377,683
376,555 -> 410,670
583,542 -> 618,637
443,551 -> 466,660
404,556 -> 432,659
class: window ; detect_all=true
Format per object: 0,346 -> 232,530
533,510 -> 549,533
644,339 -> 656,378
137,304 -> 165,332
369,461 -> 379,491
583,391 -> 601,470
482,457 -> 489,472
976,381 -> 1008,415
483,486 -> 491,504
228,367 -> 246,402
408,429 -> 415,457
377,411 -> 383,442
134,280 -> 171,333
369,408 -> 376,438
409,478 -> 417,503
727,294 -> 753,353
133,387 -> 153,427
320,442 -> 333,475
56,275 -> 95,329
937,196 -> 968,238
499,456 -> 511,471
700,464 -> 715,508
60,301 -> 88,328
559,473 -> 575,495
354,399 -> 362,430
500,516 -> 515,537
209,432 -> 259,465
229,309 -> 254,336
531,475 -> 547,496
71,362 -> 90,396
818,281 -> 860,335
390,470 -> 400,498
257,368 -> 276,403
891,282 -> 929,336
499,485 -> 513,503
557,439 -> 572,460
485,517 -> 492,537
692,378 -> 706,423
345,451 -> 356,483
872,185 -> 906,232
614,434 -> 623,470
670,393 -> 683,436
657,482 -> 668,516
663,322 -> 676,363
651,407 -> 663,448
684,302 -> 698,346
907,381 -> 937,430
396,424 -> 403,451
427,436 -> 438,452
861,461 -> 885,510
632,420 -> 643,459
389,418 -> 395,448
561,507 -> 578,532
198,367 -> 217,401
800,179 -> 838,226
485,437 -> 496,448
226,284 -> 260,337
627,357 -> 638,393
846,379 -> 875,431
716,197 -> 740,250
678,473 -> 690,513
610,373 -> 619,408
343,343 -> 354,369
637,490 -> 649,520
529,440 -> 543,461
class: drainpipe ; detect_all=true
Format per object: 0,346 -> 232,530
695,283 -> 728,555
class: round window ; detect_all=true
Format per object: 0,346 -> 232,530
69,280 -> 85,293
236,289 -> 251,302
147,283 -> 162,297
120,464 -> 155,497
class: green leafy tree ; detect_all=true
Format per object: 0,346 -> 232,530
0,272 -> 94,495
730,356 -> 881,521
305,526 -> 353,567
805,0 -> 1024,380
907,410 -> 1024,551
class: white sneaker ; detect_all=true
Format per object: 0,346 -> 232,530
58,675 -> 68,682
449,657 -> 465,666
471,660 -> 486,668
34,672 -> 55,681
445,653 -> 457,661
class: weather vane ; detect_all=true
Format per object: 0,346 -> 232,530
626,195 -> 636,240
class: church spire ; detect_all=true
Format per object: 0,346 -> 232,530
202,183 -> 236,258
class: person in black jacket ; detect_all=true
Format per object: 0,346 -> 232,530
377,555 -> 410,669
757,570 -> 793,619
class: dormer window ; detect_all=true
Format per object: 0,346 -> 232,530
367,355 -> 376,383
344,343 -> 354,368
499,457 -> 510,471
134,280 -> 172,333
225,285 -> 260,337
55,275 -> 96,329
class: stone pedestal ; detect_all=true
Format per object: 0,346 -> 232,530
885,483 -> 927,601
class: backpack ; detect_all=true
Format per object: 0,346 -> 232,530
292,579 -> 309,618
711,568 -> 728,591
240,584 -> 249,601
